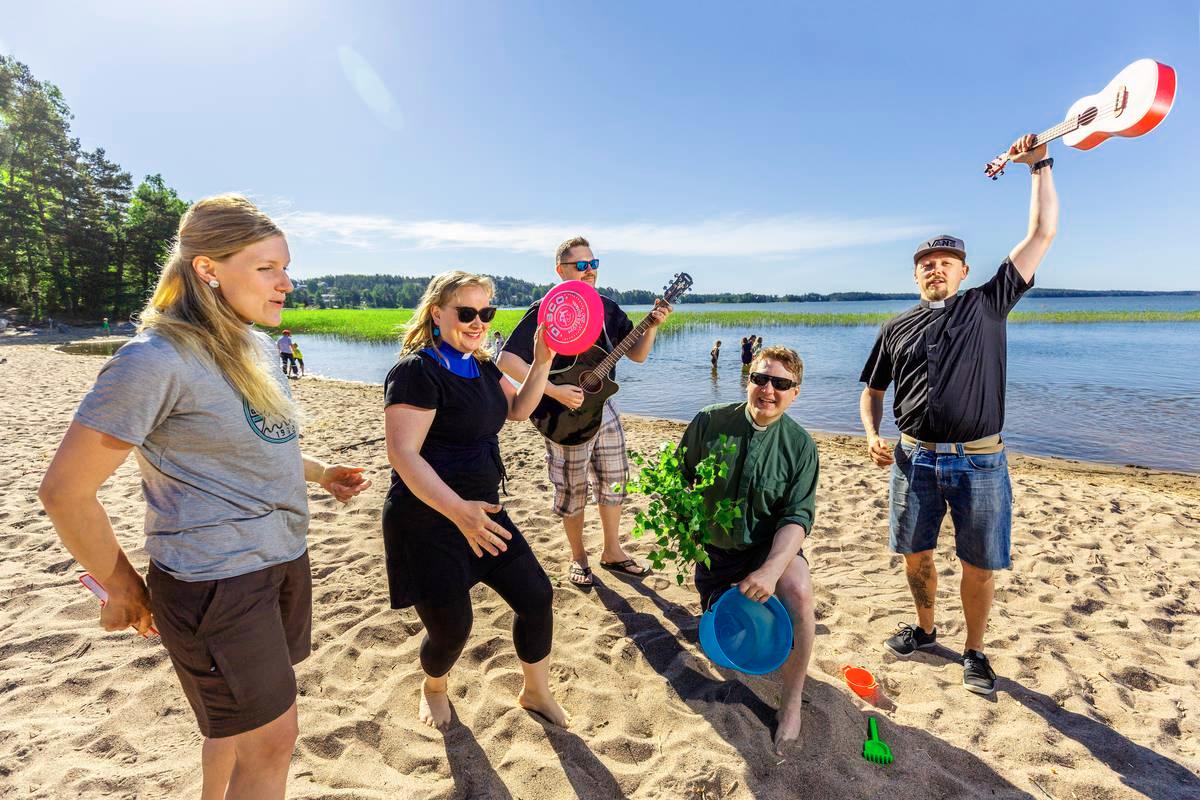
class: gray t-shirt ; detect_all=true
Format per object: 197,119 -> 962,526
75,329 -> 308,581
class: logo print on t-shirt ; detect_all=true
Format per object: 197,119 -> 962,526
243,399 -> 298,443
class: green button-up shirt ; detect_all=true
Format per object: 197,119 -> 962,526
679,402 -> 819,552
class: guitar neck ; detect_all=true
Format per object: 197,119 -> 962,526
1033,118 -> 1075,147
591,310 -> 659,381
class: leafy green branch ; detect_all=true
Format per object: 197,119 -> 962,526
617,435 -> 741,585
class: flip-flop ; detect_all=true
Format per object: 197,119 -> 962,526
599,559 -> 652,577
568,562 -> 594,587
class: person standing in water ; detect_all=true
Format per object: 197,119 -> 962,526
289,340 -> 304,377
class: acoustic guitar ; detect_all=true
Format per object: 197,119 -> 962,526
531,272 -> 693,446
984,58 -> 1176,179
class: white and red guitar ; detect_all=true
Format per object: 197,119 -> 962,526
985,58 -> 1176,179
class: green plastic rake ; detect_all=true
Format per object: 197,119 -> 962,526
863,717 -> 893,765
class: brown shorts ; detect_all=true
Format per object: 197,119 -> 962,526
148,551 -> 312,739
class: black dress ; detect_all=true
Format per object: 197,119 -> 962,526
381,352 -> 532,608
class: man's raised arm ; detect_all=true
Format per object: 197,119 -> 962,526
1007,134 -> 1059,283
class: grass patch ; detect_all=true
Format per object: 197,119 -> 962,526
277,307 -> 1200,342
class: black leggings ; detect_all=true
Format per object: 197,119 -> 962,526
413,552 -> 553,678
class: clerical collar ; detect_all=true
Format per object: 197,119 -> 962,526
423,339 -> 480,378
438,340 -> 472,360
920,293 -> 960,310
744,403 -> 769,432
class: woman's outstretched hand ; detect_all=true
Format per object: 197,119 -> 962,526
319,464 -> 372,502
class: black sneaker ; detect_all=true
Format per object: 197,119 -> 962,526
962,650 -> 997,695
884,623 -> 937,657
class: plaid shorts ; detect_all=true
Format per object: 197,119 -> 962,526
544,399 -> 629,517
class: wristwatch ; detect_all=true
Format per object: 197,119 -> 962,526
1031,157 -> 1054,174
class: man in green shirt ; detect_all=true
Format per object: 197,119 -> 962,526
679,345 -> 819,754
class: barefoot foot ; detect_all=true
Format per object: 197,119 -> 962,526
518,687 -> 571,728
773,707 -> 803,756
418,676 -> 452,730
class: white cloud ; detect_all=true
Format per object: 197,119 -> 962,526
279,211 -> 939,258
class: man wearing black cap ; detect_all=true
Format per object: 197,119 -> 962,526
858,134 -> 1057,695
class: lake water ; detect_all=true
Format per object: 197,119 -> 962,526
292,296 -> 1200,473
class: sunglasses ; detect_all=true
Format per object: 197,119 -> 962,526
749,372 -> 799,391
561,258 -> 600,272
455,305 -> 497,323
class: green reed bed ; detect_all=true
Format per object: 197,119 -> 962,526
277,307 -> 1200,342
276,308 -> 526,342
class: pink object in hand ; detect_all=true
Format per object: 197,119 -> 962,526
79,573 -> 158,637
537,280 -> 604,357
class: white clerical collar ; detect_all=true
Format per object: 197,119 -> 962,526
744,404 -> 768,432
920,293 -> 959,310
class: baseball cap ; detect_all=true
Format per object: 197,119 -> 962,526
913,235 -> 966,264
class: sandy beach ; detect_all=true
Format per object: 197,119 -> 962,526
2,338 -> 1198,800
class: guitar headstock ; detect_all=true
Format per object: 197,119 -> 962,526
662,272 -> 694,304
983,153 -> 1008,180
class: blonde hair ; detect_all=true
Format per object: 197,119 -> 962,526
137,194 -> 294,418
400,270 -> 496,361
751,345 -> 805,385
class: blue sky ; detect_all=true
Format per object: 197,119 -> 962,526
2,1 -> 1196,293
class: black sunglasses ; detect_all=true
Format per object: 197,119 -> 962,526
749,372 -> 798,391
455,305 -> 497,323
561,258 -> 600,272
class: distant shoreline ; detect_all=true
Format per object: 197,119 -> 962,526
272,307 -> 1200,342
288,272 -> 1200,310
673,289 -> 1200,303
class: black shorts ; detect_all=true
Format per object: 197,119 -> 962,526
148,551 -> 312,738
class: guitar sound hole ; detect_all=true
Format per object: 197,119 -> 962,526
579,373 -> 603,394
1078,106 -> 1099,126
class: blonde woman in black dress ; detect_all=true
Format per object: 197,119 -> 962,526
383,271 -> 568,730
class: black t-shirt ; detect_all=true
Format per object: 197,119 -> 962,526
383,352 -> 508,500
503,294 -> 636,379
859,259 -> 1033,442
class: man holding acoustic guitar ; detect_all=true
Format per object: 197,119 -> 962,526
500,236 -> 674,587
859,133 -> 1057,696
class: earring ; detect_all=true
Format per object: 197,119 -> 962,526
208,279 -> 220,288
432,325 -> 441,337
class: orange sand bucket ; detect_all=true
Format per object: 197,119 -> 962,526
840,664 -> 878,698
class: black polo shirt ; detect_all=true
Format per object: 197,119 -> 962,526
503,295 -> 635,379
859,259 -> 1033,442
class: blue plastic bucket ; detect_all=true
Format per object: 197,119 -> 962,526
698,589 -> 793,675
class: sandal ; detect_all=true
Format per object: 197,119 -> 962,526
568,562 -> 594,587
599,559 -> 652,578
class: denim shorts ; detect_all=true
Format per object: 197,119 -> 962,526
888,442 -> 1013,570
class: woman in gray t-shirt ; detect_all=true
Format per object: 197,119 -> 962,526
38,195 -> 369,800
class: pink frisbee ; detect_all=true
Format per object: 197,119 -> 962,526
537,280 -> 604,356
